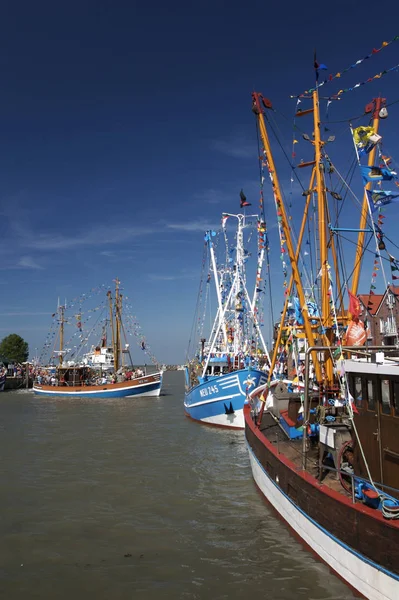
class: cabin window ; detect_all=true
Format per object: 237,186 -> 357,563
393,381 -> 399,417
366,379 -> 376,411
352,376 -> 363,410
213,366 -> 220,375
381,379 -> 391,415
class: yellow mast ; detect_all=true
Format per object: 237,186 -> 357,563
312,90 -> 333,383
267,174 -> 315,383
351,98 -> 385,299
252,93 -> 322,383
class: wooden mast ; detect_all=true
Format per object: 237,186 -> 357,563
107,289 -> 116,370
252,92 -> 322,383
351,97 -> 385,298
59,303 -> 65,367
114,278 -> 121,372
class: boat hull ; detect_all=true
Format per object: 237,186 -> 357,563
184,369 -> 268,429
33,372 -> 163,399
245,405 -> 399,600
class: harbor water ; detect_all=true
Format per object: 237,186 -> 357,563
0,371 -> 355,599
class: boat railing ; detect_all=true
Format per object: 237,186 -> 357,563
317,461 -> 399,505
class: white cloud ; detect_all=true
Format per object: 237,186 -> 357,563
17,256 -> 44,270
0,312 -> 50,316
166,219 -> 217,232
24,224 -> 158,251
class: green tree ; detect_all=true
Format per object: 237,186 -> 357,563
0,334 -> 29,364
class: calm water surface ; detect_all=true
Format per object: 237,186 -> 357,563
0,371 -> 355,599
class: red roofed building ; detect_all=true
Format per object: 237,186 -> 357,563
358,286 -> 399,346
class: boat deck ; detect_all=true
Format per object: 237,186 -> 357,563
257,411 -> 349,497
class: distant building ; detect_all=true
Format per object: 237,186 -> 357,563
359,286 -> 399,346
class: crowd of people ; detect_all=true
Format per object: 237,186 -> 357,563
34,367 -> 146,387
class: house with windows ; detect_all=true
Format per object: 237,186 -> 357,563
358,286 -> 399,346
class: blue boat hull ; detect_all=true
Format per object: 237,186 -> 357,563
184,368 -> 268,428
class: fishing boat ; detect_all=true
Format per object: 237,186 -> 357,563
184,208 -> 271,428
245,63 -> 399,600
33,279 -> 163,399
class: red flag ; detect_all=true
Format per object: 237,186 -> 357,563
348,391 -> 359,414
348,290 -> 361,319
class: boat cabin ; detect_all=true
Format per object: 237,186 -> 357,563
57,366 -> 92,386
205,355 -> 231,377
345,357 -> 399,499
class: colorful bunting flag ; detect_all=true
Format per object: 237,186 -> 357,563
361,165 -> 397,185
292,36 -> 399,98
348,290 -> 361,319
352,126 -> 382,157
366,189 -> 399,211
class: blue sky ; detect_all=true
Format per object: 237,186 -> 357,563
1,1 -> 399,364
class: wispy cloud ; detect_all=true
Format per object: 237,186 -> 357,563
17,256 -> 44,270
0,312 -> 51,316
0,255 -> 45,271
24,224 -> 158,251
166,219 -> 218,232
147,268 -> 198,281
211,130 -> 255,159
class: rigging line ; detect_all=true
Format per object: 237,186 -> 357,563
185,242 -> 208,362
255,118 -> 275,330
262,109 -> 316,296
328,159 -> 358,301
321,113 -> 366,125
326,154 -> 358,230
265,111 -> 316,290
265,110 -> 307,192
69,307 -> 107,362
319,95 -> 399,126
335,231 -> 374,288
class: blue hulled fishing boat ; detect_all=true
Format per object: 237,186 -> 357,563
184,208 -> 270,428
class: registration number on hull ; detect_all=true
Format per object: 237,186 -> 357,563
200,385 -> 219,397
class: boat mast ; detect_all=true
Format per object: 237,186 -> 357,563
114,278 -> 121,372
312,89 -> 334,383
267,183 -> 314,382
252,93 -> 322,382
208,232 -> 228,348
58,303 -> 65,367
107,289 -> 116,368
351,97 -> 385,298
234,214 -> 245,356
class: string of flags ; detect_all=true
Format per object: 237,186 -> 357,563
292,35 -> 399,98
38,283 -> 161,368
351,123 -> 399,213
388,253 -> 399,283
